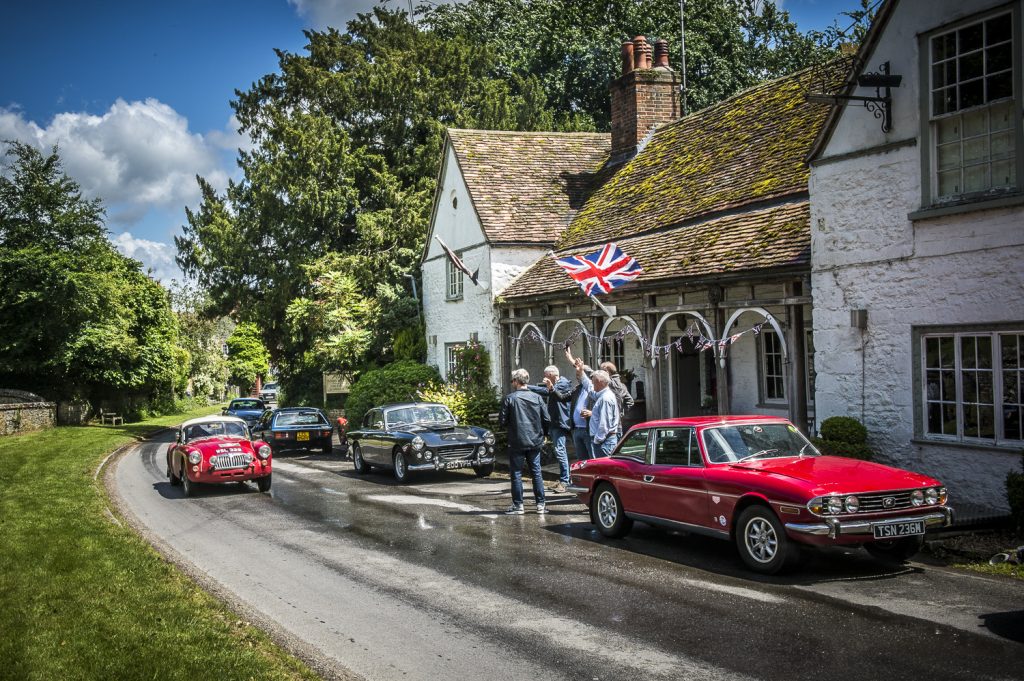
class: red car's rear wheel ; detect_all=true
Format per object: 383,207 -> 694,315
590,483 -> 633,538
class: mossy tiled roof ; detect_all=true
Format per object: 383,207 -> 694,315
447,129 -> 611,244
556,65 -> 841,250
501,201 -> 812,300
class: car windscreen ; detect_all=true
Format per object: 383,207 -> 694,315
701,423 -> 818,463
230,399 -> 263,410
386,405 -> 455,427
274,411 -> 328,427
184,420 -> 247,442
263,383 -> 279,390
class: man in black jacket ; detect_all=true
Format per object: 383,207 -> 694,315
499,368 -> 550,515
529,365 -> 573,493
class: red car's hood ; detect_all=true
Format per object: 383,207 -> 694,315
190,436 -> 252,452
727,455 -> 940,495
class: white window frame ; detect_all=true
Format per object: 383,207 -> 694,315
445,343 -> 463,379
919,328 -> 1024,446
446,255 -> 464,300
921,4 -> 1023,206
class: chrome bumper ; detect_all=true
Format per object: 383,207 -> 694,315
408,456 -> 496,472
566,484 -> 589,494
785,507 -> 954,539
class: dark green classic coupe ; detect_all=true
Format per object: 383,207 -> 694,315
348,402 -> 497,483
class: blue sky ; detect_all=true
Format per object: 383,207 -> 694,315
1,0 -> 858,283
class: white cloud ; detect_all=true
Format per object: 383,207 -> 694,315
113,231 -> 180,284
287,0 -> 410,29
0,98 -> 229,220
208,114 -> 257,156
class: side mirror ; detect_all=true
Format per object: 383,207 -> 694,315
175,431 -> 181,442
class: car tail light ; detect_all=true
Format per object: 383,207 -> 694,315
275,432 -> 287,439
322,430 -> 331,437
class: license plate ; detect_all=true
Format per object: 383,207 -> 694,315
442,460 -> 471,470
296,431 -> 310,442
873,520 -> 925,539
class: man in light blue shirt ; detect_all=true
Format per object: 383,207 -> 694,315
583,369 -> 620,456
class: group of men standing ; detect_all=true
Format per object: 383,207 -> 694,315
497,348 -> 634,515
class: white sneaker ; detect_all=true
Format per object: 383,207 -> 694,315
505,504 -> 525,515
536,503 -> 547,514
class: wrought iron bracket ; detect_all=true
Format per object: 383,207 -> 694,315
807,61 -> 902,133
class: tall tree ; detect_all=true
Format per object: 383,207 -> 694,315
0,142 -> 181,405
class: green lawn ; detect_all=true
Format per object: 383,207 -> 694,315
0,406 -> 319,680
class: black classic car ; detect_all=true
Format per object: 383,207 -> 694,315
348,402 -> 496,483
251,406 -> 333,456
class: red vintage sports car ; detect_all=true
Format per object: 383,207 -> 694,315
568,415 -> 953,574
167,416 -> 273,497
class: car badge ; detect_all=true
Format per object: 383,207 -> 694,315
883,496 -> 895,508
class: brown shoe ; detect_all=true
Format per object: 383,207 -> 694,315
552,482 -> 567,493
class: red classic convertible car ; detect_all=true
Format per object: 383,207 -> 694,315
167,416 -> 273,497
568,416 -> 953,574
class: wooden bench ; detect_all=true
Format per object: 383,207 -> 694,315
100,411 -> 124,426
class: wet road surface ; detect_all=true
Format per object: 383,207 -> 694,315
112,432 -> 1024,681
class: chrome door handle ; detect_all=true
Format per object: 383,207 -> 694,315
643,475 -> 655,483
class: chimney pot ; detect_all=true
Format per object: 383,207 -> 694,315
620,40 -> 634,75
632,35 -> 649,70
654,39 -> 669,68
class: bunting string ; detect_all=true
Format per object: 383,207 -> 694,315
509,317 -> 772,361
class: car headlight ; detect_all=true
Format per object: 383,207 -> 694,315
924,487 -> 939,505
411,436 -> 425,451
424,451 -> 433,461
257,445 -> 271,459
483,431 -> 495,445
826,496 -> 843,514
937,487 -> 948,505
844,495 -> 860,513
911,490 -> 924,506
188,450 -> 201,465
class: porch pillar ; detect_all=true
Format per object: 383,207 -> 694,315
711,287 -> 731,415
786,282 -> 809,434
644,312 -> 662,420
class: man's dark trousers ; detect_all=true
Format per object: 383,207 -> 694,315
509,448 -> 544,507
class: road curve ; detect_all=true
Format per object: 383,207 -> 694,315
110,430 -> 1024,681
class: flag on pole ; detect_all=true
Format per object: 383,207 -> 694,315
434,235 -> 479,286
554,243 -> 643,296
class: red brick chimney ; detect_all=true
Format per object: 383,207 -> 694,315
609,36 -> 681,163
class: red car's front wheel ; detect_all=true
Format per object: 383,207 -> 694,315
735,505 -> 797,574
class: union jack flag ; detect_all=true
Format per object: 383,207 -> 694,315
554,243 -> 643,296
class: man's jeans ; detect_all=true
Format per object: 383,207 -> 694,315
549,426 -> 570,484
597,432 -> 620,457
572,427 -> 595,460
509,448 -> 545,506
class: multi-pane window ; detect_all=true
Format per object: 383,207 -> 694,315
930,13 -> 1017,200
603,337 -> 625,372
446,256 -> 464,300
922,331 -> 1024,444
761,331 -> 785,401
445,343 -> 462,378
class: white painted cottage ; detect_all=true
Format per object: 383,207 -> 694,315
808,0 -> 1024,513
421,129 -> 610,384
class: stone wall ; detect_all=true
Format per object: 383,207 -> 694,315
0,390 -> 56,436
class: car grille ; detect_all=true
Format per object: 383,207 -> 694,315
211,453 -> 252,470
855,490 -> 915,512
436,446 -> 478,463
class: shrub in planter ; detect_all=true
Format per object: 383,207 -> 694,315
814,416 -> 874,460
345,361 -> 440,426
818,416 -> 868,444
811,437 -> 874,461
1007,451 -> 1024,533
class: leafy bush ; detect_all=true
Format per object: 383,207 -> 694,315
819,416 -> 868,444
345,360 -> 440,425
417,381 -> 499,428
811,437 -> 874,461
1008,451 -> 1024,533
393,325 -> 426,362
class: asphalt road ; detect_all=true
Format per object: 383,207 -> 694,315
111,431 -> 1024,681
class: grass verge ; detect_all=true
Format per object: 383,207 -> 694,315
0,405 -> 320,680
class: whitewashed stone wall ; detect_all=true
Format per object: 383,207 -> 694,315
423,145 -> 554,387
809,0 -> 1024,511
